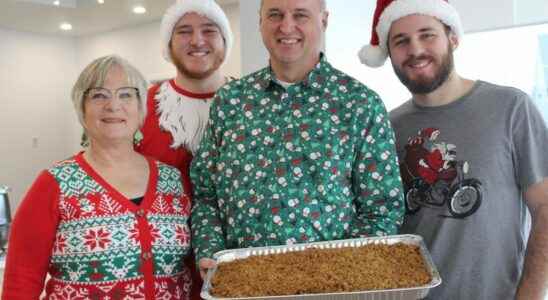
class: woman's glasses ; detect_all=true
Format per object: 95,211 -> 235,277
85,87 -> 139,103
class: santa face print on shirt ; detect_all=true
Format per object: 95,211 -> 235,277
399,127 -> 483,218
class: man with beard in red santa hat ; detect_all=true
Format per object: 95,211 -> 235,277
360,0 -> 548,299
135,1 -> 234,298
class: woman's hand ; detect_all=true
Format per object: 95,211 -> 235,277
199,258 -> 217,280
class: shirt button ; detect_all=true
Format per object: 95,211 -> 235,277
142,251 -> 153,260
135,209 -> 145,217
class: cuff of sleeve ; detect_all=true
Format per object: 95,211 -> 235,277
194,244 -> 222,265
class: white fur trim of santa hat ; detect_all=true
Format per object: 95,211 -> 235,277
359,0 -> 463,68
161,0 -> 233,65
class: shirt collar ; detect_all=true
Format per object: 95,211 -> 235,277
257,53 -> 331,91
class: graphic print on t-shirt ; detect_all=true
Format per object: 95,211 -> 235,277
400,127 -> 483,218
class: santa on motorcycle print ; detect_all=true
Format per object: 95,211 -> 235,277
401,127 -> 483,218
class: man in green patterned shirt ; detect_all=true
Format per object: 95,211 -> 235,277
190,0 -> 405,277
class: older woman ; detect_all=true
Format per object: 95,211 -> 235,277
2,55 -> 192,300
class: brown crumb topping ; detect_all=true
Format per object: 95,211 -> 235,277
210,243 -> 432,298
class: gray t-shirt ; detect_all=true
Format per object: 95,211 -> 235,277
389,81 -> 548,300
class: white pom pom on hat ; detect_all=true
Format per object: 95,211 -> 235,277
359,0 -> 464,68
160,0 -> 233,65
358,44 -> 388,68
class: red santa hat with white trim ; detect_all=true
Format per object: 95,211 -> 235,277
358,0 -> 464,68
161,0 -> 233,65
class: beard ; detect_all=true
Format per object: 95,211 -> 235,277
392,44 -> 454,94
170,47 -> 223,80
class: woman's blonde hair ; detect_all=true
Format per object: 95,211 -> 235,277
71,55 -> 148,146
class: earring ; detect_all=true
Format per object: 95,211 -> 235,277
80,132 -> 89,148
134,130 -> 143,145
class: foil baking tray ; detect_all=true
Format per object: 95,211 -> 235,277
201,234 -> 441,300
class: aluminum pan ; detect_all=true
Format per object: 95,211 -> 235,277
201,234 -> 441,300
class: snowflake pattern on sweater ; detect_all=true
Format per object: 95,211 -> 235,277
45,154 -> 191,299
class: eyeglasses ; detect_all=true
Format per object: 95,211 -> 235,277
85,87 -> 139,103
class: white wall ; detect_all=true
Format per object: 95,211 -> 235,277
457,23 -> 547,95
221,3 -> 242,79
453,0 -> 548,32
0,28 -> 77,210
76,21 -> 173,84
240,0 -> 268,75
452,0 -> 514,33
514,0 -> 548,25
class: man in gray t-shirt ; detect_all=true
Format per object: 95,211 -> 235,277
359,0 -> 548,299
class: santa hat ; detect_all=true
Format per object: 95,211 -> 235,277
358,0 -> 463,68
419,127 -> 440,139
160,0 -> 233,65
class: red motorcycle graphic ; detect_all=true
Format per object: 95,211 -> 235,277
401,128 -> 483,218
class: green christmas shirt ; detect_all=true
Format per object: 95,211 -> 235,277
190,56 -> 404,261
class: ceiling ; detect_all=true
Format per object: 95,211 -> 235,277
0,0 -> 239,37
